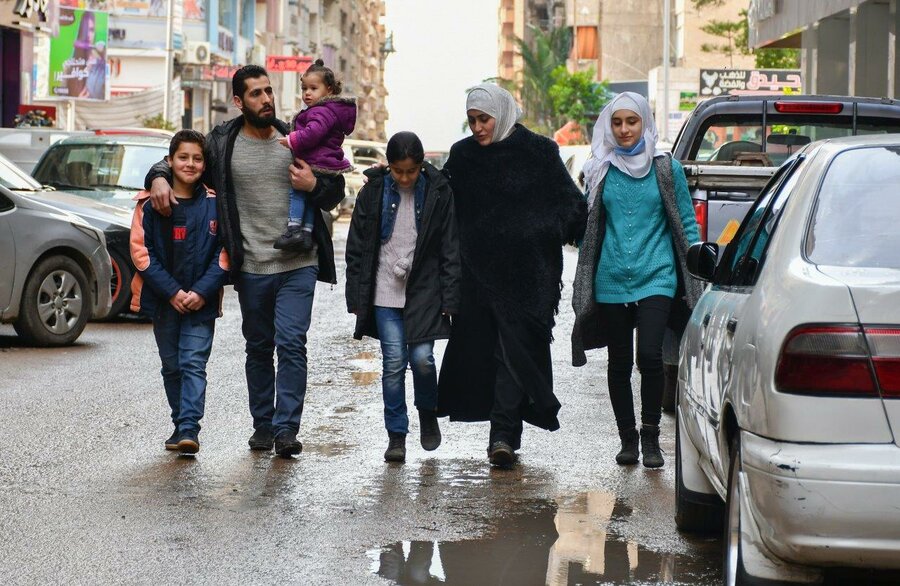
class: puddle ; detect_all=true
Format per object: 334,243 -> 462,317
367,492 -> 719,585
352,371 -> 380,385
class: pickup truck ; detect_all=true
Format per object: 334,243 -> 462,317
661,94 -> 900,409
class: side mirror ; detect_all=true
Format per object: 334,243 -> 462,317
687,242 -> 719,281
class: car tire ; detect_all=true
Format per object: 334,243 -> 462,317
101,248 -> 132,320
13,255 -> 92,346
675,409 -> 723,533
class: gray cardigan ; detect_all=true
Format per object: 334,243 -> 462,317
571,154 -> 705,367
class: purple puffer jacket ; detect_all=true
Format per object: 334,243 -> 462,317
287,96 -> 357,173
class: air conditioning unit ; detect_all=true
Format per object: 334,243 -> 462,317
182,41 -> 211,65
248,44 -> 267,66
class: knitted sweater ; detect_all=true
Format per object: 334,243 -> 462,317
594,160 -> 699,303
373,185 -> 417,308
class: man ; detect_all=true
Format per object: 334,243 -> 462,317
145,65 -> 344,457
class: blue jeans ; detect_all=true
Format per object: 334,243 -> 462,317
288,187 -> 317,228
374,306 -> 438,435
153,307 -> 216,433
236,266 -> 318,437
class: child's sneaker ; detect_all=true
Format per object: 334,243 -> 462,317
274,225 -> 304,250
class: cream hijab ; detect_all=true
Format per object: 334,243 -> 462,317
582,92 -> 666,210
466,84 -> 523,144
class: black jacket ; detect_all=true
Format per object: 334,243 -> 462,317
345,163 -> 461,344
144,116 -> 344,284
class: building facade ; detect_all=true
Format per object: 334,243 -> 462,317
749,0 -> 900,98
498,0 -> 565,85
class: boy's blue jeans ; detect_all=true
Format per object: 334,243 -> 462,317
374,307 -> 438,435
288,187 -> 317,228
153,307 -> 216,433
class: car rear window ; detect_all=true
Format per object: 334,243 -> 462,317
806,146 -> 900,269
690,114 -> 900,165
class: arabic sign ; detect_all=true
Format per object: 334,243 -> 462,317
47,8 -> 109,101
266,55 -> 313,73
699,69 -> 802,97
111,0 -> 204,19
3,0 -> 57,34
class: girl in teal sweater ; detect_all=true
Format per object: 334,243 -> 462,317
576,92 -> 700,468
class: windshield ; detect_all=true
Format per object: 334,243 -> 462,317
690,114 -> 900,166
32,143 -> 167,196
807,146 -> 900,269
0,155 -> 43,191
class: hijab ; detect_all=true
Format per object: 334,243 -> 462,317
581,91 -> 666,210
465,84 -> 523,144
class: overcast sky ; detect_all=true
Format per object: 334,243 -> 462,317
383,0 -> 500,150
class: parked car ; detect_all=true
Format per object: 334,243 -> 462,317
340,138 -> 387,216
0,178 -> 112,345
674,135 -> 900,584
424,150 -> 449,170
29,134 -> 170,317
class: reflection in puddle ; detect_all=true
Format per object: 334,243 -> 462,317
352,371 -> 380,385
368,492 -> 718,585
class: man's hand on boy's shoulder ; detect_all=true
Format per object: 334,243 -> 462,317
150,176 -> 178,217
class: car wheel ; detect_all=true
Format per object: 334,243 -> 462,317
675,408 -> 723,533
13,255 -> 92,346
724,433 -> 763,586
101,248 -> 132,320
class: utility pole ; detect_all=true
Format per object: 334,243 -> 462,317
662,0 -> 671,141
163,0 -> 174,123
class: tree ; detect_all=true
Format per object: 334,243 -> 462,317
548,66 -> 612,137
700,9 -> 800,70
513,26 -> 572,134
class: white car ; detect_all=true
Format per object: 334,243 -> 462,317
675,135 -> 900,584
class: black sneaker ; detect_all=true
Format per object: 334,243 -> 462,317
615,427 -> 640,465
419,410 -> 441,451
178,430 -> 200,455
488,440 -> 516,468
640,424 -> 664,469
274,432 -> 303,458
273,225 -> 305,250
164,429 -> 179,451
384,432 -> 406,463
248,428 -> 274,451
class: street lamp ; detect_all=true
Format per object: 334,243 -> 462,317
380,32 -> 395,57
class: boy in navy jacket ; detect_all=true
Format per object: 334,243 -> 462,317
130,130 -> 230,455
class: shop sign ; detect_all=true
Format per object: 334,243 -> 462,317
14,0 -> 49,19
266,55 -> 312,73
45,8 -> 110,101
4,0 -> 57,34
700,68 -> 801,97
182,64 -> 242,82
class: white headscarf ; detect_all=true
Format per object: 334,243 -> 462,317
465,84 -> 523,144
581,92 -> 666,210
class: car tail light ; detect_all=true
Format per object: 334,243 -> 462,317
865,328 -> 900,396
773,101 -> 844,114
775,326 -> 877,396
693,199 -> 708,241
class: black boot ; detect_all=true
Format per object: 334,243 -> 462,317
615,427 -> 640,465
640,424 -> 664,468
384,432 -> 406,463
418,409 -> 441,451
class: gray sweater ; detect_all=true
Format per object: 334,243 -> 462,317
231,130 -> 317,275
373,185 -> 417,308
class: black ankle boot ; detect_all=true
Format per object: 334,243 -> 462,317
615,427 -> 640,465
640,424 -> 664,468
384,432 -> 406,463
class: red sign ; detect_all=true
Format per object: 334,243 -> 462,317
266,55 -> 313,73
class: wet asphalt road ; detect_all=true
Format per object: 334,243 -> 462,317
0,219 -> 721,585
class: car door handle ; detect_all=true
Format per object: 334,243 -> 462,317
703,314 -> 711,327
727,318 -> 738,334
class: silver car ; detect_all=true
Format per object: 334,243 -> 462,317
675,135 -> 900,584
0,170 -> 112,346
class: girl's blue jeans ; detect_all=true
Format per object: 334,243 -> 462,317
374,306 -> 438,435
288,187 -> 317,227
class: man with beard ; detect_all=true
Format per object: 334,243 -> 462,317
144,65 -> 344,458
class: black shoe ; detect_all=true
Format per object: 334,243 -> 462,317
178,430 -> 200,455
615,427 -> 640,465
248,428 -> 274,451
164,429 -> 179,451
418,410 -> 441,451
488,441 -> 516,468
274,432 -> 302,457
273,225 -> 306,250
640,425 -> 664,468
384,432 -> 406,463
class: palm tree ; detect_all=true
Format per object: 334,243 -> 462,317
513,26 -> 572,133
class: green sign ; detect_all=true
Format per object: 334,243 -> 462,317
679,91 -> 698,111
49,8 -> 109,101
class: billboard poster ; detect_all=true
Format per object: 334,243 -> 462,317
49,8 -> 109,101
699,69 -> 802,97
59,0 -> 112,10
110,0 -> 205,19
